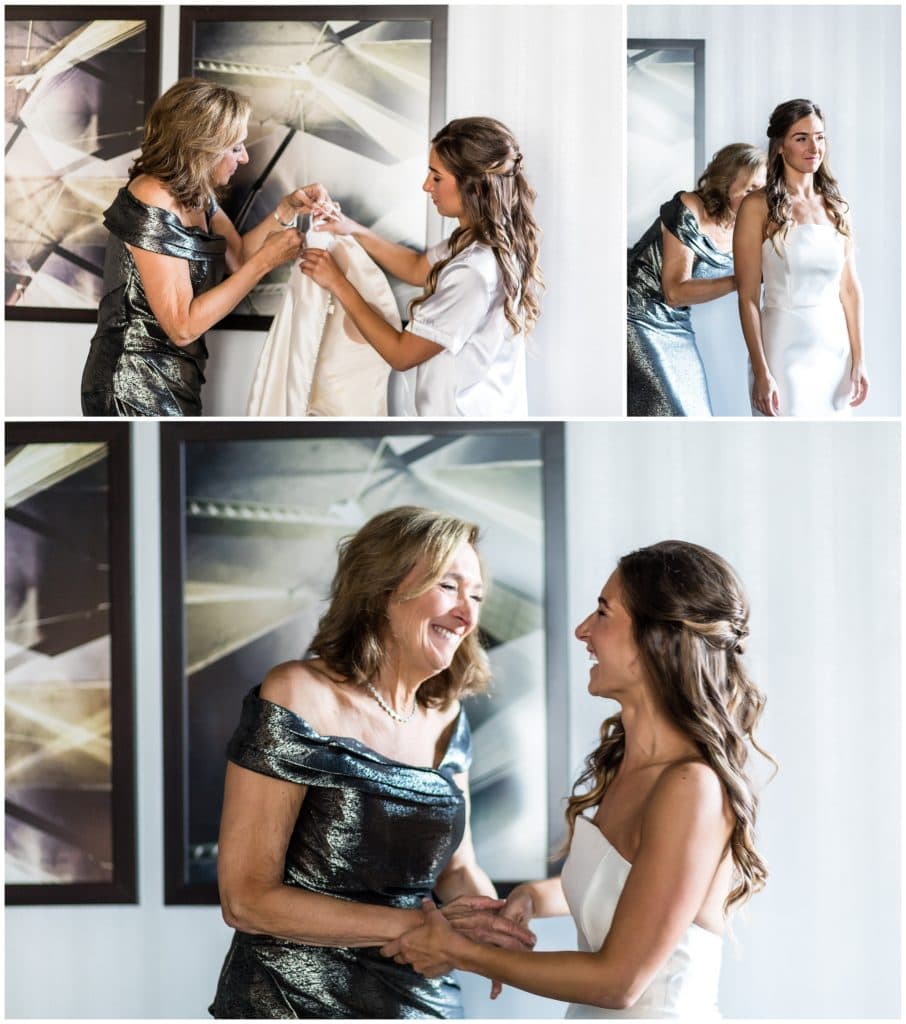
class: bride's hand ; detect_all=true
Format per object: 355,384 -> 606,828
752,371 -> 780,417
312,209 -> 361,237
849,361 -> 869,407
488,885 -> 537,998
299,248 -> 346,293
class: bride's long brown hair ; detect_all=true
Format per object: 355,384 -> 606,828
565,541 -> 775,912
409,117 -> 544,335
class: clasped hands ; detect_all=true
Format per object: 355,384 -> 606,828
380,892 -> 536,1000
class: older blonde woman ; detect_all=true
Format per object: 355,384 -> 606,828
627,145 -> 766,416
81,78 -> 327,416
210,506 -> 534,1019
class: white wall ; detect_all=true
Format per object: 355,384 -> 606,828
628,5 -> 901,417
6,419 -> 900,1019
4,4 -> 623,418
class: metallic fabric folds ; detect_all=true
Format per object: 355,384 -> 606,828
80,188 -> 226,416
627,192 -> 733,417
209,685 -> 471,1019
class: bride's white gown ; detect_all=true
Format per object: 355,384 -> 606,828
755,224 -> 853,416
561,816 -> 723,1019
247,234 -> 395,416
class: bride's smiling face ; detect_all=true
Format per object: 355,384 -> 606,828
574,571 -> 644,698
780,114 -> 826,175
422,147 -> 466,221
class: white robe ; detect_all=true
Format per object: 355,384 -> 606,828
247,234 -> 398,416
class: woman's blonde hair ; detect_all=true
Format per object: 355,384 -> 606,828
409,117 -> 544,336
129,78 -> 251,210
308,506 -> 490,708
765,98 -> 850,245
696,143 -> 766,225
565,540 -> 774,913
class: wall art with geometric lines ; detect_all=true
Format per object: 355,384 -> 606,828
159,420 -> 568,904
5,422 -> 136,903
4,6 -> 161,322
178,5 -> 447,329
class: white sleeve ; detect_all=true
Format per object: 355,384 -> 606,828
405,261 -> 492,355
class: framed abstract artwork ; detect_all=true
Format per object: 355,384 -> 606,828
160,421 -> 567,903
5,422 -> 136,904
4,6 -> 161,321
178,5 -> 448,329
627,38 -> 705,242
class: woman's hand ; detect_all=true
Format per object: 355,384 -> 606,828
751,371 -> 780,417
257,227 -> 305,272
849,361 -> 869,407
299,248 -> 347,293
439,894 -> 536,950
312,209 -> 362,237
278,184 -> 335,223
500,885 -> 536,929
381,899 -> 470,979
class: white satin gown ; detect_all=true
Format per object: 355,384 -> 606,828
755,224 -> 853,416
561,816 -> 723,1019
247,233 -> 395,416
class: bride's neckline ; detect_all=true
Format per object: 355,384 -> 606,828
574,817 -> 724,941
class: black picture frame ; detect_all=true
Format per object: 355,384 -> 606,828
5,421 -> 136,904
4,6 -> 161,323
160,421 -> 567,904
178,5 -> 448,331
627,38 -> 705,174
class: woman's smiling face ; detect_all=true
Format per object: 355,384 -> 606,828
385,540 -> 483,680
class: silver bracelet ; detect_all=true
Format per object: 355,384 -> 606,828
273,209 -> 297,228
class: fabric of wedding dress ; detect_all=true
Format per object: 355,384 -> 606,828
754,224 -> 852,416
247,231 -> 397,416
561,816 -> 723,1019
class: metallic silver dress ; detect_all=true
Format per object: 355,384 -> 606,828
627,192 -> 733,416
80,187 -> 225,416
209,686 -> 470,1019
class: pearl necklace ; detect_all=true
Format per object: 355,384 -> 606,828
365,682 -> 417,724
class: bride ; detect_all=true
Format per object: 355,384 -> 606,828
299,116 -> 544,417
734,99 -> 869,416
382,540 -> 773,1018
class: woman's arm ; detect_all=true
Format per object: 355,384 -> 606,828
312,212 -> 430,286
128,227 -> 303,347
218,761 -> 424,946
839,241 -> 869,407
384,762 -> 732,1010
660,223 -> 736,307
734,194 -> 779,415
214,185 -> 334,270
299,249 -> 443,370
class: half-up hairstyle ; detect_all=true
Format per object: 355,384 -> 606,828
129,78 -> 251,210
308,506 -> 490,709
765,98 -> 850,247
410,117 -> 544,335
565,540 -> 775,913
695,143 -> 766,226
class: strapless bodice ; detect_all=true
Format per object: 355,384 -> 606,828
761,223 -> 846,311
561,816 -> 722,1019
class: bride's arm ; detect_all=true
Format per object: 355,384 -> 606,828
839,241 -> 869,407
734,193 -> 778,416
307,201 -> 431,286
383,762 -> 732,1010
